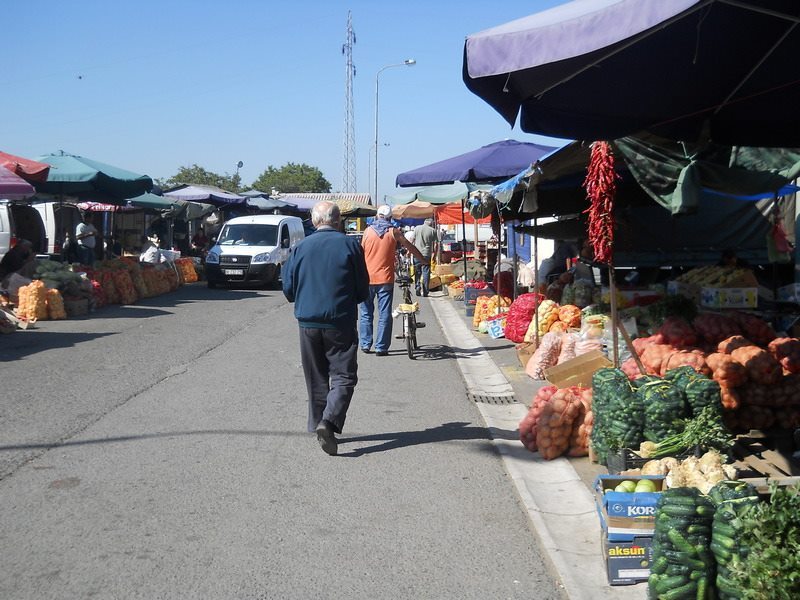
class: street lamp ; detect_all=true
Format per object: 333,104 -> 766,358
368,143 -> 389,200
374,59 -> 415,205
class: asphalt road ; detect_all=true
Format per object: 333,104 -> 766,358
0,282 -> 565,600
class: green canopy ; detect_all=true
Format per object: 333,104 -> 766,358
386,181 -> 493,205
35,151 -> 153,202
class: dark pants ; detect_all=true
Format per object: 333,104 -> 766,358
413,256 -> 431,295
298,325 -> 358,434
77,245 -> 95,266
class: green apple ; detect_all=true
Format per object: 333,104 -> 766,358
614,480 -> 637,493
634,479 -> 658,493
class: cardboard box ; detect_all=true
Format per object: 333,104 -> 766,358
435,264 -> 454,277
544,349 -> 612,388
700,287 -> 758,309
602,534 -> 654,586
667,280 -> 700,302
515,342 -> 537,368
594,474 -> 665,541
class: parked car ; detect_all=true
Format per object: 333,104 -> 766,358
0,201 -> 47,261
205,214 -> 305,288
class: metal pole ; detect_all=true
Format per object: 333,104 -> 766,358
373,60 -> 415,206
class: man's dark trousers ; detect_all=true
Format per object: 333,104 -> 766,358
298,325 -> 358,434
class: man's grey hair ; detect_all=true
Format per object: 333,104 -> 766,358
424,217 -> 434,226
311,201 -> 341,228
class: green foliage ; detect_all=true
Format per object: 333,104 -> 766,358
252,162 -> 331,194
728,483 -> 800,599
646,294 -> 698,325
164,164 -> 241,192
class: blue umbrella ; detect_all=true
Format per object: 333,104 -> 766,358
395,139 -> 557,187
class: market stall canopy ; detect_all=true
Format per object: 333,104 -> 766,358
127,192 -> 216,221
515,189 -> 795,268
492,135 -> 800,219
245,196 -> 298,211
163,184 -> 247,206
239,189 -> 270,198
0,150 -> 50,183
396,139 -> 558,187
35,151 -> 153,202
391,200 -> 436,219
334,198 -> 376,218
76,201 -> 139,212
463,0 -> 800,147
387,181 -> 494,205
435,202 -> 492,225
0,165 -> 36,200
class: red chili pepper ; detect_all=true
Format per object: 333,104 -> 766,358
582,141 -> 619,264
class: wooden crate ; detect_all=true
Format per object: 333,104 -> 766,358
730,430 -> 800,494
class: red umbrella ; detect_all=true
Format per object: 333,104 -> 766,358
0,150 -> 50,182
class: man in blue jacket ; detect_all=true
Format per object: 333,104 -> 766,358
282,201 -> 369,456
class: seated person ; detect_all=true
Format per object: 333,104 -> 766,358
0,239 -> 36,283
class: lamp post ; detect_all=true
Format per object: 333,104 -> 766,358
374,59 -> 415,205
368,143 -> 390,200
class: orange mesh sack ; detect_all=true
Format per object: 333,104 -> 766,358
518,385 -> 557,452
567,387 -> 593,457
536,387 -> 583,460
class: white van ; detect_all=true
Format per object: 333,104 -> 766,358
204,214 -> 305,288
0,201 -> 47,261
32,201 -> 83,259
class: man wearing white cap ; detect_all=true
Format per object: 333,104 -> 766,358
359,205 -> 424,356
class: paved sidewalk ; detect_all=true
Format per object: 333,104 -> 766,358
428,293 -> 644,600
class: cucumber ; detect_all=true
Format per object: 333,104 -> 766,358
709,540 -> 732,562
668,529 -> 698,555
660,580 -> 698,600
665,563 -> 691,577
713,522 -> 736,538
655,574 -> 690,594
661,504 -> 699,518
712,532 -> 736,550
696,576 -> 708,600
651,556 -> 669,575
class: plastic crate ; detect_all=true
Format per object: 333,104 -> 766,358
606,446 -> 699,474
464,286 -> 495,304
465,304 -> 475,317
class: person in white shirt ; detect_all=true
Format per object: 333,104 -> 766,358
75,213 -> 98,266
139,236 -> 162,264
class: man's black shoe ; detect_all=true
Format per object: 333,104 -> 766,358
360,347 -> 372,354
375,350 -> 389,357
315,421 -> 338,456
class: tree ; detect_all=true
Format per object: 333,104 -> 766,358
163,164 -> 241,192
252,163 -> 331,194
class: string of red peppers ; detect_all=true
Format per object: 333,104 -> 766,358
582,141 -> 619,264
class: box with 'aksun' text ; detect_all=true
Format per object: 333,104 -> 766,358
602,534 -> 654,586
594,474 -> 665,541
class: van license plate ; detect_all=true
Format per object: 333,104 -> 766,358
223,269 -> 244,276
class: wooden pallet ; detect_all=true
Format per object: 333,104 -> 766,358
731,430 -> 800,493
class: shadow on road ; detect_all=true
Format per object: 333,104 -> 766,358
337,421 -> 504,457
0,331 -> 116,361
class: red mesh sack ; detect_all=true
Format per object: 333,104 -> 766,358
503,292 -> 543,343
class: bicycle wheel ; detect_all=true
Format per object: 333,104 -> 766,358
406,322 -> 415,359
409,313 -> 418,349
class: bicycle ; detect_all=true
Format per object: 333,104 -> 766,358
394,251 -> 425,359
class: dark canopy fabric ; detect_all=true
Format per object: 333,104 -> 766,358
163,184 -> 247,207
494,136 -> 800,218
395,139 -> 557,186
516,192 -> 795,268
463,0 -> 800,147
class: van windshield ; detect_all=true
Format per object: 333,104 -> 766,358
217,224 -> 278,246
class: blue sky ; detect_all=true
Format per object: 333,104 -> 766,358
2,0 -> 569,202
